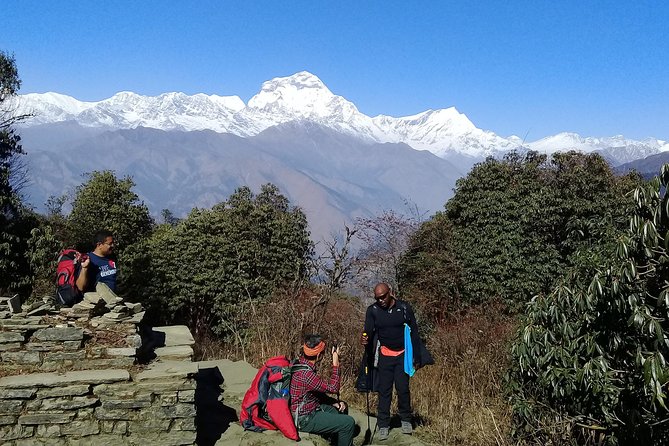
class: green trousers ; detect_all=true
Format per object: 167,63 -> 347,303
298,404 -> 356,446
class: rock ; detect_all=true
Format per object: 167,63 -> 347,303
96,283 -> 123,305
0,332 -> 25,343
8,294 -> 21,313
151,326 -> 195,347
129,311 -> 145,324
125,302 -> 143,314
32,327 -> 84,342
106,347 -> 136,357
72,301 -> 97,311
83,292 -> 103,304
26,304 -> 52,316
135,361 -> 198,382
102,312 -> 130,320
18,413 -> 76,424
154,345 -> 193,361
0,369 -> 130,389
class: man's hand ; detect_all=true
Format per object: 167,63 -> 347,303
80,257 -> 90,269
361,332 -> 368,346
333,401 -> 347,413
332,345 -> 340,367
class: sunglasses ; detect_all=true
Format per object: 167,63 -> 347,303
375,292 -> 389,300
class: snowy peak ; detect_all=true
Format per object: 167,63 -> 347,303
528,132 -> 666,154
14,71 -> 665,164
247,71 -> 359,121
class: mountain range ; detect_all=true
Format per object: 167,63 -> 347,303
12,71 -> 668,240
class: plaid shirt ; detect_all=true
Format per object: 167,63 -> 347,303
289,357 -> 340,417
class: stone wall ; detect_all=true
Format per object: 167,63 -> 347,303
0,284 -> 199,445
0,365 -> 198,445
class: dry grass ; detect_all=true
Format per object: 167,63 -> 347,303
408,304 -> 515,445
196,289 -> 517,446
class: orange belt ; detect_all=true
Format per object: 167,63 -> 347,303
380,346 -> 405,356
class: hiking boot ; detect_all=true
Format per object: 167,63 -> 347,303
401,421 -> 413,434
378,427 -> 389,441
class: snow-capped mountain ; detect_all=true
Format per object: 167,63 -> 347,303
528,133 -> 668,165
12,71 -> 668,241
15,72 -> 516,160
14,71 -> 666,165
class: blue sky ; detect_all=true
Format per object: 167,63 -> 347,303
2,1 -> 667,140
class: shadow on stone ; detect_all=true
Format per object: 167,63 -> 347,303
196,365 -> 238,446
135,325 -> 165,364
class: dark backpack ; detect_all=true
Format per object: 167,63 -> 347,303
55,249 -> 87,306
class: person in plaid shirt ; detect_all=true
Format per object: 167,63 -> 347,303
289,334 -> 356,446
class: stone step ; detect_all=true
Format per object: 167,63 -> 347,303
150,325 -> 195,348
154,345 -> 193,361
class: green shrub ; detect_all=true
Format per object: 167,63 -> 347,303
508,165 -> 669,445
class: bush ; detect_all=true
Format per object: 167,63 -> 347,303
127,184 -> 313,337
508,165 -> 669,445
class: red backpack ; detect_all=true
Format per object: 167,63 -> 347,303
240,356 -> 310,440
55,249 -> 88,306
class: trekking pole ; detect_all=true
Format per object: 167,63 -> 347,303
366,383 -> 371,432
363,365 -> 372,444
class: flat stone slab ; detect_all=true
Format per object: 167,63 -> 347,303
154,345 -> 193,360
0,369 -> 130,388
83,292 -> 102,304
0,332 -> 25,343
0,324 -> 50,331
32,327 -> 84,341
106,347 -> 136,357
135,360 -> 198,382
0,316 -> 43,325
151,325 -> 195,347
195,359 -> 258,399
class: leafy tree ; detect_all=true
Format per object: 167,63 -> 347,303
398,211 -> 461,324
160,208 -> 180,226
0,50 -> 32,295
127,184 -> 313,337
67,170 -> 154,255
442,150 -> 639,308
26,223 -> 60,300
508,165 -> 669,445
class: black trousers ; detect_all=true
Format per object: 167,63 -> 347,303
376,352 -> 411,428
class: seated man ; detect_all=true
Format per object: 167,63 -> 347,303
290,334 -> 355,446
77,230 -> 118,293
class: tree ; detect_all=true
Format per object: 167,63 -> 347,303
312,225 -> 359,292
443,150 -> 640,308
67,170 -> 154,254
0,50 -> 32,295
398,211 -> 461,324
354,209 -> 422,295
508,165 -> 669,445
127,184 -> 313,338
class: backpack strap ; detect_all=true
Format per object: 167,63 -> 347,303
289,361 -> 313,428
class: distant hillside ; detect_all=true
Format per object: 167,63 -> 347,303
20,121 -> 462,241
614,152 -> 669,179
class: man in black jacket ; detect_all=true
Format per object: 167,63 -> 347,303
360,282 -> 432,440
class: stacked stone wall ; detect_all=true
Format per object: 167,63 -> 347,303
0,367 -> 198,445
0,318 -> 139,374
0,285 -> 199,445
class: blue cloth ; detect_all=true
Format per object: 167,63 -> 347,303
87,252 -> 117,292
403,323 -> 415,377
